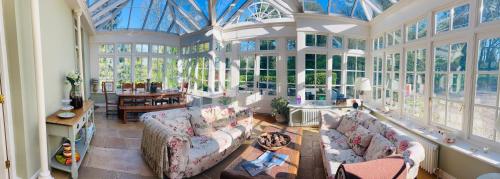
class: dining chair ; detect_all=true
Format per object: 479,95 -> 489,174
122,83 -> 133,92
173,82 -> 189,104
135,82 -> 146,92
102,81 -> 118,115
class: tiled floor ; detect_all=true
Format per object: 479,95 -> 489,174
52,107 -> 436,179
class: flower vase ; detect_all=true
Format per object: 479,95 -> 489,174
64,82 -> 72,100
70,85 -> 83,109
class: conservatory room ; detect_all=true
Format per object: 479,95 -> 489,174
1,0 -> 500,179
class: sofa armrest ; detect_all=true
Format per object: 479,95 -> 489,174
320,110 -> 343,129
404,141 -> 425,168
165,134 -> 191,179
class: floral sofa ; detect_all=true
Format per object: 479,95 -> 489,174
319,110 -> 425,179
140,105 -> 253,179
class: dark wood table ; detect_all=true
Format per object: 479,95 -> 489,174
221,126 -> 303,179
116,90 -> 183,106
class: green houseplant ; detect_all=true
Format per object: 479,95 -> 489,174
271,97 -> 289,123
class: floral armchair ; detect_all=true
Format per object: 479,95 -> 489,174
319,110 -> 425,179
140,105 -> 253,179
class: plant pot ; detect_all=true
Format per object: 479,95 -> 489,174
275,114 -> 287,123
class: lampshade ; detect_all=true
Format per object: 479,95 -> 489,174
355,77 -> 372,91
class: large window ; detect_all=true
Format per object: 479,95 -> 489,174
435,4 -> 470,33
239,56 -> 255,91
305,54 -> 327,100
259,56 -> 277,95
165,59 -> 178,89
151,57 -> 164,83
98,57 -> 114,89
305,34 -> 327,47
432,42 -> 467,131
152,45 -> 165,54
287,56 -> 296,97
373,36 -> 384,50
332,55 -> 342,98
384,53 -> 401,114
116,57 -> 131,89
116,44 -> 131,53
404,49 -> 427,121
260,40 -> 277,50
348,38 -> 366,50
386,29 -> 402,47
197,57 -> 209,92
240,41 -> 256,52
99,44 -> 114,54
372,56 -> 383,104
332,36 -> 343,49
215,58 -> 221,92
134,57 -> 148,82
407,19 -> 427,41
481,0 -> 500,23
346,56 -> 365,98
473,37 -> 500,142
287,40 -> 296,50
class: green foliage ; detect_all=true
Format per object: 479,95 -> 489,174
271,97 -> 289,117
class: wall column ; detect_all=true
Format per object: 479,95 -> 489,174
30,0 -> 53,178
75,9 -> 85,99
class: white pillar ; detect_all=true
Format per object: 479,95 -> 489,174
75,10 -> 85,99
30,0 -> 54,178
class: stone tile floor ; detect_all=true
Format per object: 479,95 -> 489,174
52,107 -> 435,179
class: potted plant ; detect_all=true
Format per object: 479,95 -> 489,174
271,97 -> 289,123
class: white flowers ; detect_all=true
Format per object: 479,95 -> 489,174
66,71 -> 81,86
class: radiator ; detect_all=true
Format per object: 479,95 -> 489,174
301,109 -> 321,126
408,133 -> 439,174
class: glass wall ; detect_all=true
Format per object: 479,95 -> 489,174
287,56 -> 296,97
259,56 -> 277,95
384,53 -> 401,114
404,49 -> 427,121
346,56 -> 366,98
305,54 -> 327,100
239,56 -> 255,91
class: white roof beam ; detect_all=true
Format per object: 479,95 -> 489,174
141,1 -> 155,29
176,20 -> 192,33
351,0 -> 359,17
360,0 -> 373,21
94,13 -> 113,27
364,0 -> 383,14
92,0 -> 128,21
155,0 -> 170,30
167,0 -> 201,30
89,0 -> 111,12
209,0 -> 217,26
268,0 -> 293,15
167,5 -> 176,32
388,0 -> 398,3
188,0 -> 210,22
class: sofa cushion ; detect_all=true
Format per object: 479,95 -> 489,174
320,129 -> 350,150
212,107 -> 238,129
337,116 -> 358,136
347,126 -> 374,156
140,109 -> 195,137
367,120 -> 389,136
188,107 -> 216,136
324,148 -> 365,164
364,134 -> 396,161
321,110 -> 342,129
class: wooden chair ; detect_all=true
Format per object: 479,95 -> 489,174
135,82 -> 146,92
102,81 -> 118,115
122,82 -> 133,92
173,82 -> 189,104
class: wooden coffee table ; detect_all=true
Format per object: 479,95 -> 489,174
221,126 -> 303,179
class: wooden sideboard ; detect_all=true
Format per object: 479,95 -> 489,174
46,100 -> 95,179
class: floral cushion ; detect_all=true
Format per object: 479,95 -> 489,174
364,134 -> 396,161
336,116 -> 358,136
188,107 -> 216,136
140,109 -> 194,137
324,148 -> 365,164
384,128 -> 411,154
212,107 -> 238,129
320,129 -> 350,150
347,126 -> 374,156
321,110 -> 342,129
367,120 -> 389,135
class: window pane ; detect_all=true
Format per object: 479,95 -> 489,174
317,35 -> 327,47
481,0 -> 500,23
453,4 -> 469,29
332,55 -> 342,70
347,56 -> 356,70
433,74 -> 447,97
447,102 -> 463,130
151,58 -> 164,83
394,30 -> 402,44
473,106 -> 496,140
116,57 -> 131,88
117,44 -> 131,53
407,24 -> 416,41
357,57 -> 365,71
166,59 -> 178,88
348,38 -> 356,49
432,99 -> 447,125
436,10 -> 451,33
98,57 -> 114,87
407,51 -> 415,71
305,54 -> 315,69
332,36 -> 343,48
347,72 -> 355,85
417,19 -> 427,38
306,34 -> 315,46
417,49 -> 426,72
450,43 -> 467,71
435,45 -> 449,72
387,33 -> 394,46
475,74 -> 498,106
448,74 -> 465,101
317,55 -> 327,69
288,56 -> 296,70
316,71 -> 326,85
134,57 -> 148,82
288,40 -> 296,50
333,71 -> 341,86
306,71 -> 315,85
478,38 -> 500,71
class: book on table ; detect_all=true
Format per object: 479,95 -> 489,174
241,151 -> 289,176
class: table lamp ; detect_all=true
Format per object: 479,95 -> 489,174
355,77 -> 372,109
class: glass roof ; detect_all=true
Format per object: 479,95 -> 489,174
88,0 -> 399,35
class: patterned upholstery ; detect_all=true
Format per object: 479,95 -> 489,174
320,110 -> 425,179
140,105 -> 253,179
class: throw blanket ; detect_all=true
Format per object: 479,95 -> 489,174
335,156 -> 407,179
141,119 -> 190,179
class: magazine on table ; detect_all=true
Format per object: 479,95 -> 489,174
241,151 -> 289,176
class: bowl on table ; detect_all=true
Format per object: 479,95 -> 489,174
257,132 -> 291,151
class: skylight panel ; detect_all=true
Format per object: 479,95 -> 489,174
330,0 -> 356,17
352,0 -> 368,20
115,7 -> 132,29
304,0 -> 328,14
370,0 -> 394,10
175,9 -> 196,32
143,0 -> 167,30
216,0 -> 235,18
128,7 -> 148,29
157,6 -> 173,32
219,0 -> 248,25
195,0 -> 209,18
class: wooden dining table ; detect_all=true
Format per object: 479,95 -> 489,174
116,90 -> 186,123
